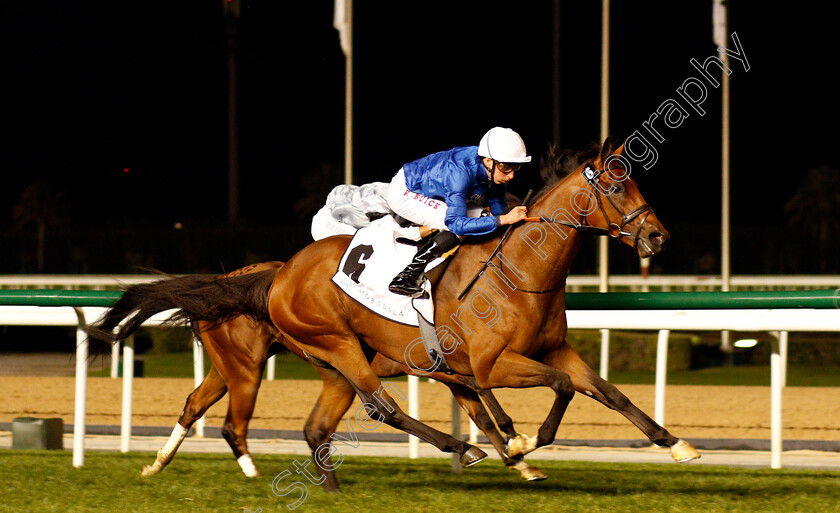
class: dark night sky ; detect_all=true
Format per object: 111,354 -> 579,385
1,1 -> 837,272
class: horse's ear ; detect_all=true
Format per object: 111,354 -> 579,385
612,142 -> 625,156
598,137 -> 612,164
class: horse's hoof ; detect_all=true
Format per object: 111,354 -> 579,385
460,446 -> 488,467
505,434 -> 537,458
510,461 -> 547,481
522,468 -> 548,481
140,465 -> 159,477
671,439 -> 701,463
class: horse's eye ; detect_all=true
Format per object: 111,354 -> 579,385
612,184 -> 624,194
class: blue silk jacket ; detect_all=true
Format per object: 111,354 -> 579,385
402,146 -> 507,236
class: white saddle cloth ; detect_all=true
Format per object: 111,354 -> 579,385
331,219 -> 442,327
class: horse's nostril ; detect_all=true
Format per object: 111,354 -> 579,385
649,232 -> 666,245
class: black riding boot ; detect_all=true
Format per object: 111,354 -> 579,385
389,230 -> 460,298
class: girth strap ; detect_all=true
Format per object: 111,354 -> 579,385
417,314 -> 455,374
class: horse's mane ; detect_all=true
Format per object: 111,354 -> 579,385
528,141 -> 602,206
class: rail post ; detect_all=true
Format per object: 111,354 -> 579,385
267,354 -> 276,380
120,335 -> 134,453
408,375 -> 419,458
771,334 -> 783,469
193,337 -> 205,437
72,307 -> 88,468
111,341 -> 120,378
451,395 -> 462,474
599,328 -> 610,380
654,330 -> 670,428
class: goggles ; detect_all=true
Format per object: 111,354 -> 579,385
495,161 -> 522,174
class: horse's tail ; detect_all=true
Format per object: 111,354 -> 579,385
85,269 -> 278,344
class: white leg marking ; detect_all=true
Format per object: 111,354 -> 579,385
506,434 -> 539,458
140,423 -> 189,477
237,454 -> 261,478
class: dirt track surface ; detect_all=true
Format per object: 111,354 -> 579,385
2,377 -> 840,441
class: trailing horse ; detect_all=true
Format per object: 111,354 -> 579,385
87,262 -> 547,486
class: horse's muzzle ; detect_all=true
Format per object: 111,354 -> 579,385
638,228 -> 669,257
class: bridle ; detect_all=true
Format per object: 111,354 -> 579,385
546,163 -> 654,252
460,162 -> 655,298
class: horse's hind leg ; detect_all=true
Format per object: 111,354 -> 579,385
220,373 -> 264,477
301,337 -> 487,466
544,342 -> 700,463
444,382 -> 546,481
203,317 -> 273,477
141,364 -> 228,477
303,366 -> 359,493
369,354 -> 536,478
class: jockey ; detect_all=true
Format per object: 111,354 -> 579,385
387,127 -> 531,297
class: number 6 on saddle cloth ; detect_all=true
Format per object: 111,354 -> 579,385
332,220 -> 463,373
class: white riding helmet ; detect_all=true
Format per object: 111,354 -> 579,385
477,127 -> 531,163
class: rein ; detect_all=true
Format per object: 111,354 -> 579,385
456,189 -> 534,300
458,163 -> 653,298
541,163 -> 653,249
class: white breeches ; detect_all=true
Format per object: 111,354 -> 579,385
386,168 -> 448,231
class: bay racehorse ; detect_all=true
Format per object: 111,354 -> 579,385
100,264 -> 548,485
88,138 -> 699,490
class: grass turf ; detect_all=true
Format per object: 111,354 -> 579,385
2,451 -> 840,513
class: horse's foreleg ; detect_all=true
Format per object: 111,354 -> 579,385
444,382 -> 546,481
475,388 -> 518,439
475,387 -> 552,478
457,376 -> 521,440
474,350 -> 575,459
304,366 -> 358,493
544,342 -> 700,463
141,365 -> 228,477
314,339 -> 487,466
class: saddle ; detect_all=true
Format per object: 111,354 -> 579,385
331,217 -> 462,374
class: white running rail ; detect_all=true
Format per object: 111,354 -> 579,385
2,305 -> 838,469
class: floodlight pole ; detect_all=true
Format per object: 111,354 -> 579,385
552,0 -> 561,144
598,0 -> 611,379
344,0 -> 353,185
599,0 -> 610,296
224,0 -> 241,223
719,1 -> 732,354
